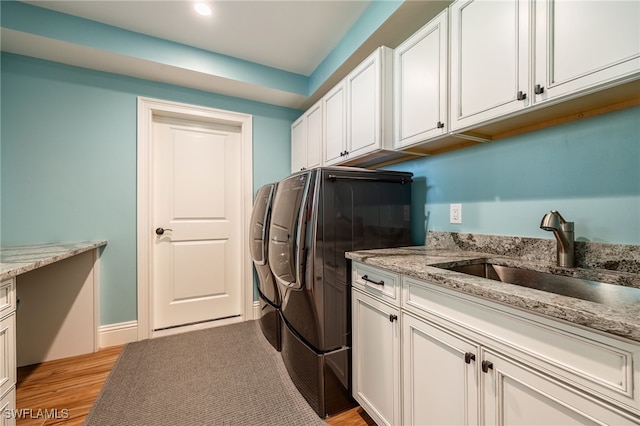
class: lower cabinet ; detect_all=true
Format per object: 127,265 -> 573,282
482,349 -> 634,425
401,312 -> 479,425
352,288 -> 400,426
0,279 -> 16,426
0,387 -> 15,426
351,262 -> 640,425
402,311 -> 635,425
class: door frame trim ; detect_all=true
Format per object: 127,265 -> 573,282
136,96 -> 253,340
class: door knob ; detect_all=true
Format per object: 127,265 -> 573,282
155,227 -> 173,235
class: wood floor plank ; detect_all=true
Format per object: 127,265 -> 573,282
16,346 -> 122,426
16,344 -> 373,425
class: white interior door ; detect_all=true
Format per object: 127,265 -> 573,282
151,116 -> 242,331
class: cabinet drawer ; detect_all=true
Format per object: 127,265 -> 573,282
402,276 -> 640,414
352,262 -> 400,306
0,314 -> 16,399
0,280 -> 15,319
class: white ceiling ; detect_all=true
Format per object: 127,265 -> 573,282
23,0 -> 372,76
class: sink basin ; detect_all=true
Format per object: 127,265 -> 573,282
441,262 -> 640,306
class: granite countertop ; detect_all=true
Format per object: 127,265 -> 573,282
0,241 -> 107,281
347,243 -> 640,343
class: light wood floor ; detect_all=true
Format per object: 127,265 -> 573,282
16,345 -> 375,426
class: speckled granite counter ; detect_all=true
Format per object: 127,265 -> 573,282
346,233 -> 640,343
0,241 -> 107,281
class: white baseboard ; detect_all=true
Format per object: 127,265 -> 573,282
99,320 -> 138,348
100,305 -> 261,348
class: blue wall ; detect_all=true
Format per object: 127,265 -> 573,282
3,52 -> 639,327
0,52 -> 299,325
388,106 -> 640,246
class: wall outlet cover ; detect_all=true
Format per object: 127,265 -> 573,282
450,203 -> 462,224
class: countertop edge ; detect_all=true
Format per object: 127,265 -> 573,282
0,241 -> 108,281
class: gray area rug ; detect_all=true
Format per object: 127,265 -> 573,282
85,321 -> 326,426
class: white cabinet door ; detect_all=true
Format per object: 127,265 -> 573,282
291,100 -> 322,173
346,47 -> 393,161
0,387 -> 16,426
323,81 -> 347,166
394,9 -> 448,148
402,312 -> 479,426
0,313 -> 16,400
305,100 -> 323,169
291,115 -> 306,173
352,288 -> 401,426
482,349 -> 639,425
534,0 -> 640,104
450,0 -> 530,131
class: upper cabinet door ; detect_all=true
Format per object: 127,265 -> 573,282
291,100 -> 322,173
534,0 -> 640,104
291,116 -> 306,173
305,100 -> 323,170
346,46 -> 393,160
323,81 -> 347,166
394,9 -> 448,149
450,0 -> 530,131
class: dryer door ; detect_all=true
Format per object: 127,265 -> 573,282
250,183 -> 276,266
269,171 -> 312,290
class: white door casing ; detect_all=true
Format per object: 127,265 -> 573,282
137,97 -> 253,340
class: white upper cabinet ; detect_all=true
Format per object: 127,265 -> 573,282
323,81 -> 347,166
293,1 -> 639,165
291,115 -> 306,173
534,0 -> 640,103
394,9 -> 449,148
345,46 -> 394,162
450,0 -> 640,132
291,100 -> 322,173
305,101 -> 323,170
450,0 -> 531,131
294,46 -> 396,169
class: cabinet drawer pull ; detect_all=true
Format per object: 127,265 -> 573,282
436,121 -> 445,129
389,314 -> 398,322
362,275 -> 385,286
517,91 -> 527,101
482,360 -> 494,373
534,84 -> 545,95
464,352 -> 476,364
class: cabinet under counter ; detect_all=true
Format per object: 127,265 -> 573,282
0,241 -> 106,366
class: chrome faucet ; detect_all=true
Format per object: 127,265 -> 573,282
540,210 -> 574,267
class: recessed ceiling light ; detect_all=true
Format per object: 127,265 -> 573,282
194,3 -> 212,16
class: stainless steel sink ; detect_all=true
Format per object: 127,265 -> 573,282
441,262 -> 640,306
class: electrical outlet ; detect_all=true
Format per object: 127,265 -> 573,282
450,203 -> 462,224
